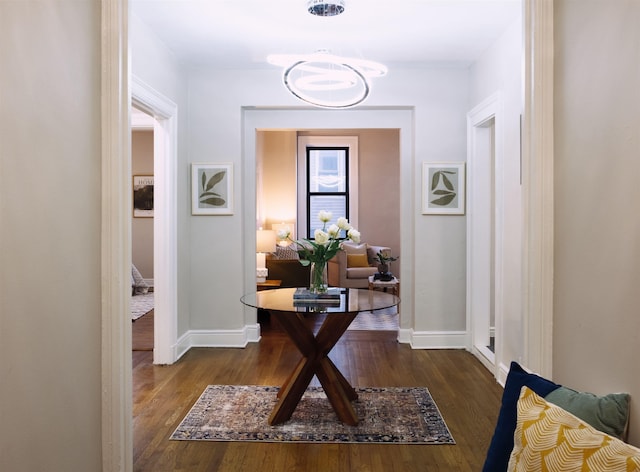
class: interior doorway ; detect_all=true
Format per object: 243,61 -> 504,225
467,92 -> 503,374
131,107 -> 155,351
131,76 -> 179,365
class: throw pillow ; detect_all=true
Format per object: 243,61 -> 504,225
508,387 -> 640,472
347,254 -> 369,268
545,386 -> 630,440
482,361 -> 561,472
131,264 -> 149,295
274,245 -> 299,260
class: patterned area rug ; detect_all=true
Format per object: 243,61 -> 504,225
171,385 -> 455,444
349,307 -> 398,330
131,292 -> 154,321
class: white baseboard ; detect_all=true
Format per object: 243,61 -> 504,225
397,328 -> 413,344
496,361 -> 509,387
409,330 -> 470,350
174,324 -> 262,360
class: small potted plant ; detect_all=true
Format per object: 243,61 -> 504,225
374,251 -> 398,276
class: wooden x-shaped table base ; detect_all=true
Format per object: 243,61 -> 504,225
268,310 -> 359,426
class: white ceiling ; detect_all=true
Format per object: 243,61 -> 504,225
131,0 -> 522,69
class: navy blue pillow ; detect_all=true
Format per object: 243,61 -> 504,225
482,361 -> 561,472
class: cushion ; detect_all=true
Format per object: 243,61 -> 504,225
131,263 -> 149,295
347,253 -> 369,268
274,245 -> 299,260
482,361 -> 561,472
341,242 -> 368,255
508,387 -> 640,471
545,386 -> 630,440
345,266 -> 378,279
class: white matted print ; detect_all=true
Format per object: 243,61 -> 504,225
422,162 -> 466,215
191,163 -> 233,215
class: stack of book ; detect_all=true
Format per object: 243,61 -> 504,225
293,287 -> 342,305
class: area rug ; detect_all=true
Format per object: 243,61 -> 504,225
131,292 -> 154,321
349,308 -> 398,330
171,385 -> 454,444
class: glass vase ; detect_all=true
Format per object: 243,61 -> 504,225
309,261 -> 328,294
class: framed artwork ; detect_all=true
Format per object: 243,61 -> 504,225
422,162 -> 466,215
133,175 -> 154,218
191,163 -> 233,215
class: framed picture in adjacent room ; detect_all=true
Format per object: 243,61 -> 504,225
422,162 -> 465,215
191,163 -> 234,215
133,175 -> 154,218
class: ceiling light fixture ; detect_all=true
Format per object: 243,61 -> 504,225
307,0 -> 345,17
267,50 -> 387,109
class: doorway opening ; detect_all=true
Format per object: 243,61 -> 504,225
131,77 -> 179,365
467,92 -> 503,373
131,107 -> 155,352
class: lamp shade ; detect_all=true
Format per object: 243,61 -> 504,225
256,229 -> 276,254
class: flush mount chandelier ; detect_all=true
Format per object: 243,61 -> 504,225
267,50 -> 387,109
307,0 -> 345,17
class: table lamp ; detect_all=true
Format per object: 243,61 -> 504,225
256,229 -> 276,283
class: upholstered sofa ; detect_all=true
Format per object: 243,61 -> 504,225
265,246 -> 310,288
327,241 -> 392,289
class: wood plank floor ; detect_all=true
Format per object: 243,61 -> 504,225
133,315 -> 503,471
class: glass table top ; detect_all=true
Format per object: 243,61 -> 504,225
241,287 -> 400,314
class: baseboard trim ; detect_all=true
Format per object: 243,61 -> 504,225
409,330 -> 470,350
397,328 -> 413,344
175,324 -> 262,357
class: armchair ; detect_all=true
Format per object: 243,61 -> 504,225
327,241 -> 392,289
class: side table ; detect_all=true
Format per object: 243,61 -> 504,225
257,279 -> 282,291
368,275 -> 399,297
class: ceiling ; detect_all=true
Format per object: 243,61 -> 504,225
130,0 -> 522,70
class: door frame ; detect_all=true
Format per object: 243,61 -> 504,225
467,92 -> 503,374
100,0 -> 554,469
131,76 -> 179,365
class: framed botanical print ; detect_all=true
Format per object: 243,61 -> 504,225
422,162 -> 466,215
191,163 -> 233,215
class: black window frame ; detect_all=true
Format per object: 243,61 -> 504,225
306,146 -> 350,238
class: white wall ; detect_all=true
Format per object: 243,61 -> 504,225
469,16 -> 524,372
186,67 -> 472,337
554,0 -> 640,446
0,2 -> 102,470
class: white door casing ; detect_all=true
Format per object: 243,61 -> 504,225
131,76 -> 179,366
467,92 -> 503,374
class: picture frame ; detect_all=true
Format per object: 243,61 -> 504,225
133,175 -> 154,218
191,163 -> 233,215
422,162 -> 466,215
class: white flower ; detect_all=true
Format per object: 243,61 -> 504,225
314,229 -> 329,244
327,224 -> 340,238
318,210 -> 332,223
347,228 -> 361,243
276,228 -> 290,240
336,217 -> 351,231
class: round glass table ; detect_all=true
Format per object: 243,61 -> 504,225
241,287 -> 400,426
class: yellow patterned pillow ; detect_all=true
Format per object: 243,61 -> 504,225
508,387 -> 640,471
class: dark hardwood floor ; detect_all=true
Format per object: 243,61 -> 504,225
133,315 -> 502,471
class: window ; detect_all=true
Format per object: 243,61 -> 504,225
297,136 -> 359,239
307,147 -> 349,237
